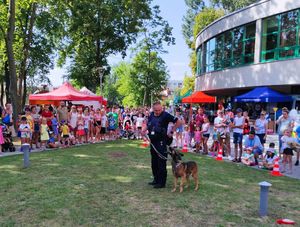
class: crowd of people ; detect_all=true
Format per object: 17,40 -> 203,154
171,106 -> 299,174
0,101 -> 299,174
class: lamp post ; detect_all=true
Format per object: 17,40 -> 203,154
96,67 -> 104,96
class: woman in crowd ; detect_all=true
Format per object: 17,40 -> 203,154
254,111 -> 268,147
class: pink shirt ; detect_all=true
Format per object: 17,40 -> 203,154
194,131 -> 201,143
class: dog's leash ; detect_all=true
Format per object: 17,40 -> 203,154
144,134 -> 170,161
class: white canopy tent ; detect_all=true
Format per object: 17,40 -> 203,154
72,87 -> 102,109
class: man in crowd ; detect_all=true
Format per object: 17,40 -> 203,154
243,130 -> 264,165
57,101 -> 69,123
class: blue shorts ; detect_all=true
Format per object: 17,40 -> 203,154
233,132 -> 243,144
202,133 -> 210,138
176,127 -> 183,133
253,148 -> 263,155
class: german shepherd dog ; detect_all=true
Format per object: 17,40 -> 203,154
168,147 -> 199,193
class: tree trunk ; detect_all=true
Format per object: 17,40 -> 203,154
0,80 -> 4,107
6,0 -> 20,129
143,89 -> 147,106
19,2 -> 37,108
4,61 -> 11,103
22,74 -> 27,107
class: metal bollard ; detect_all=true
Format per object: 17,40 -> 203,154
22,143 -> 30,168
259,181 -> 272,217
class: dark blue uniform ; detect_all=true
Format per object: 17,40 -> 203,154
147,111 -> 177,187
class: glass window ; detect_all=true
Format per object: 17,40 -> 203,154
245,23 -> 256,39
279,48 -> 295,58
196,47 -> 202,75
265,33 -> 278,50
233,27 -> 244,43
280,29 -> 297,47
281,11 -> 298,31
261,8 -> 300,62
265,16 -> 278,34
196,22 -> 256,74
244,55 -> 254,64
244,40 -> 255,55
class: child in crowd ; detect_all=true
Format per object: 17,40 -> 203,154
107,113 -> 116,140
259,143 -> 277,170
47,132 -> 59,149
0,124 -> 5,154
209,129 -> 219,156
69,131 -> 76,146
40,117 -> 49,149
94,108 -> 102,141
31,106 -> 41,149
89,110 -> 95,143
194,126 -> 201,153
281,129 -> 298,174
135,113 -> 144,140
60,120 -> 70,147
189,118 -> 195,147
241,147 -> 255,166
182,125 -> 190,147
83,108 -> 90,143
19,116 -> 31,145
100,109 -> 107,141
201,116 -> 210,154
76,115 -> 85,144
51,115 -> 59,138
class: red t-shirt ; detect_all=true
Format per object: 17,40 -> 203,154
41,110 -> 53,126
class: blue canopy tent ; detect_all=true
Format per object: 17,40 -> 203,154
234,87 -> 293,102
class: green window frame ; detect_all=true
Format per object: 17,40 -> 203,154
261,9 -> 300,62
197,22 -> 256,75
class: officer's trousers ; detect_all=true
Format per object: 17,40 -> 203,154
150,140 -> 167,186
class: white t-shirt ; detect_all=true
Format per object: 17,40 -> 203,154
233,116 -> 244,134
101,115 -> 107,127
214,116 -> 229,133
201,122 -> 210,134
281,136 -> 297,151
136,117 -> 144,127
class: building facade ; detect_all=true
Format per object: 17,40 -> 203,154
195,0 -> 300,98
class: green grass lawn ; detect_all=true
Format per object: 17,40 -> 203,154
0,140 -> 299,226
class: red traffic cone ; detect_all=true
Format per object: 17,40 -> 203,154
271,157 -> 283,176
140,138 -> 149,148
182,143 -> 188,153
215,147 -> 223,161
276,219 -> 295,225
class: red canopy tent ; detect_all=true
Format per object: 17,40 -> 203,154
182,91 -> 216,103
29,82 -> 103,105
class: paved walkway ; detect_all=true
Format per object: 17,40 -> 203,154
0,134 -> 299,180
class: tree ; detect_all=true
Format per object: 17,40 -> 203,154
135,5 -> 175,105
193,7 -> 225,39
182,0 -> 204,49
180,75 -> 195,96
59,0 -> 153,93
103,63 -> 126,106
188,7 -> 224,73
2,0 -> 20,127
210,0 -> 259,12
0,0 -> 66,120
130,49 -> 169,106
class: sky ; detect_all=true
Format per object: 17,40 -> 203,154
48,1 -> 191,86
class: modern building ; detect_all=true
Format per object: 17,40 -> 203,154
195,0 -> 300,103
167,80 -> 183,94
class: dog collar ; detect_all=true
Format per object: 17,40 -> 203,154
176,162 -> 182,168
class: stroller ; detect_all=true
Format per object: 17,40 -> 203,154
121,118 -> 136,140
2,124 -> 16,152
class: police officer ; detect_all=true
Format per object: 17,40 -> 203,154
144,101 -> 182,189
